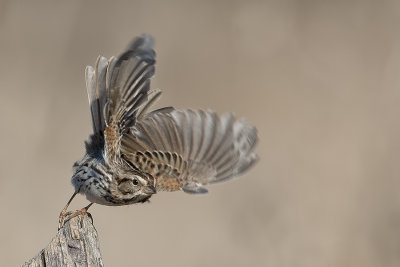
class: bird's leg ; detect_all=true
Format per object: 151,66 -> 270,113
58,191 -> 78,230
62,203 -> 94,227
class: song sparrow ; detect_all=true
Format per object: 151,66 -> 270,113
58,34 -> 258,229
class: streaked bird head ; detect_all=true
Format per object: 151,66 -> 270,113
110,171 -> 157,204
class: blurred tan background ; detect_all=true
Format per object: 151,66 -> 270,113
1,0 -> 400,266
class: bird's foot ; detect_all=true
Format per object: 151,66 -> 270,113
58,203 -> 93,230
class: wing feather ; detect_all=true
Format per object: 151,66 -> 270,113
121,109 -> 258,193
85,35 -> 158,161
84,35 -> 258,194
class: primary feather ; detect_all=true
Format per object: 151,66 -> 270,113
121,109 -> 258,193
82,34 -> 258,198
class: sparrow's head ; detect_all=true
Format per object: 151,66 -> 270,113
110,172 -> 157,204
71,158 -> 157,206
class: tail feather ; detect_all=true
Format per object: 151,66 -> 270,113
86,56 -> 108,133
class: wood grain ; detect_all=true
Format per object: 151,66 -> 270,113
23,215 -> 103,267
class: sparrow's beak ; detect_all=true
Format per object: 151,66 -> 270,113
144,184 -> 157,194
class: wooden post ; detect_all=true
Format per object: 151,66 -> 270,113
23,215 -> 104,267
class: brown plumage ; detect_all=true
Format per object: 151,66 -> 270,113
58,34 -> 258,229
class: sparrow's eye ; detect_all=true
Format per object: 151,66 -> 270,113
132,178 -> 139,186
118,178 -> 138,195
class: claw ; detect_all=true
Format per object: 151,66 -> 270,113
58,191 -> 93,230
62,203 -> 94,226
58,192 -> 78,230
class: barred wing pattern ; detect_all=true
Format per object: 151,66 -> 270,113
85,35 -> 161,160
121,109 -> 258,193
85,34 -> 258,194
86,35 -> 158,135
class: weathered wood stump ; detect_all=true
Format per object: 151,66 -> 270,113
23,215 -> 104,267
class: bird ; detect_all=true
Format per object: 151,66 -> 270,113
58,34 -> 258,229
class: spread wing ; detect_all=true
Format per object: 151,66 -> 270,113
121,109 -> 258,193
85,34 -> 161,160
85,34 -> 258,193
